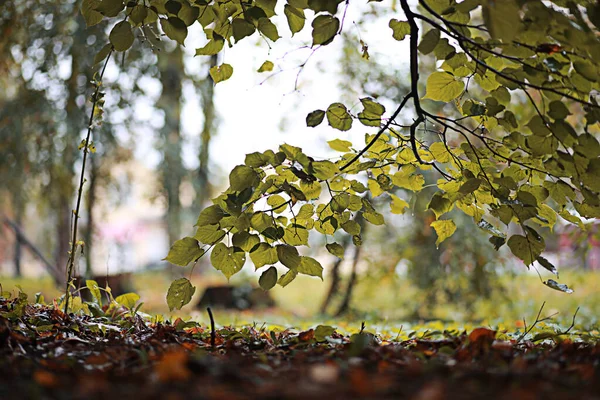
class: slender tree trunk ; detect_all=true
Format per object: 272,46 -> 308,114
158,47 -> 185,274
335,214 -> 366,317
196,54 -> 218,208
320,234 -> 351,314
13,204 -> 24,277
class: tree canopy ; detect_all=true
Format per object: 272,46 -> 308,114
81,0 -> 600,309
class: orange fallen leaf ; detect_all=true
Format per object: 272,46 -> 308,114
34,369 -> 59,387
298,329 -> 315,342
154,350 -> 191,382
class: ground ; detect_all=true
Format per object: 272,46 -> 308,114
1,290 -> 599,400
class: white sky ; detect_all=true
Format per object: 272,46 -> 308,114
106,1 -> 410,180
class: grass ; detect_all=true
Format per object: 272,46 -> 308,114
1,268 -> 599,336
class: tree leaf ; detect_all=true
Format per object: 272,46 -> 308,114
297,256 -> 323,279
277,269 -> 298,287
115,293 -> 140,309
259,266 -> 278,290
284,4 -> 305,36
109,21 -> 134,52
536,256 -> 558,276
424,72 -> 465,102
389,19 -> 410,41
543,279 -> 573,294
194,224 -> 226,244
81,0 -> 104,27
229,164 -> 259,192
258,18 -> 280,41
258,60 -> 274,73
93,43 -> 112,65
328,139 -> 352,152
86,280 -> 102,305
311,14 -> 339,46
164,237 -> 204,266
326,103 -> 352,131
418,28 -> 440,54
507,234 -> 544,266
210,243 -> 246,279
195,39 -> 224,56
166,278 -> 196,311
390,194 -> 409,214
306,110 -> 326,127
160,17 -> 188,45
250,242 -> 279,269
209,63 -> 234,83
326,242 -> 345,259
276,244 -> 301,269
431,219 -> 457,247
95,0 -> 124,17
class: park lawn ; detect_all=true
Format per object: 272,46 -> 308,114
1,269 -> 599,335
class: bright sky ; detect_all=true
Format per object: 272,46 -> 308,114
107,1 -> 410,181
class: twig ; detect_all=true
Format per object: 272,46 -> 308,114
63,48 -> 114,316
517,301 -> 558,343
359,321 -> 366,334
207,307 -> 216,349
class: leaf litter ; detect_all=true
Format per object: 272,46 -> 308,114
1,296 -> 599,399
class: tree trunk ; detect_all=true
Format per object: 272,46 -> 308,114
13,206 -> 23,277
196,54 -> 218,208
320,234 -> 351,314
334,214 -> 366,317
158,47 -> 185,274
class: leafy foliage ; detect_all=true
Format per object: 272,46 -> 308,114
87,0 -> 600,308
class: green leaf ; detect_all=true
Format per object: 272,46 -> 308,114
358,98 -> 385,127
458,178 -> 482,195
258,18 -> 280,41
314,325 -> 336,341
229,164 -> 259,192
307,110 -> 326,127
543,279 -> 574,294
548,101 -> 570,120
390,194 -> 409,214
326,103 -> 352,131
431,219 -> 457,247
298,256 -> 323,279
341,220 -> 361,236
93,44 -> 112,65
276,244 -> 301,269
311,14 -> 340,46
389,19 -> 410,41
166,278 -> 196,311
284,4 -> 305,36
250,243 -> 278,269
536,256 -> 558,276
164,237 -> 204,266
328,139 -> 352,152
232,18 -> 256,42
86,280 -> 102,305
196,205 -> 225,226
259,266 -> 278,290
507,234 -> 544,266
258,60 -> 274,73
277,269 -> 298,287
428,192 -> 453,219
326,242 -> 345,259
312,160 -> 338,180
482,0 -> 520,42
81,0 -> 104,27
210,243 -> 246,279
209,63 -> 234,83
195,39 -> 224,56
160,17 -> 188,45
115,293 -> 140,309
109,21 -> 134,52
418,29 -> 440,54
232,232 -> 260,252
95,0 -> 124,17
194,224 -> 226,244
424,72 -> 465,102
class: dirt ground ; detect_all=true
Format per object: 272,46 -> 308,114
1,296 -> 599,400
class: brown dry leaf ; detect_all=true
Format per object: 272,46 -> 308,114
298,329 -> 315,342
33,369 -> 59,388
155,350 -> 191,382
469,327 -> 497,344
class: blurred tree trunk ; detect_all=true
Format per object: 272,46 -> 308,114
158,47 -> 185,272
320,234 -> 351,314
196,54 -> 218,208
13,206 -> 23,277
335,214 -> 365,317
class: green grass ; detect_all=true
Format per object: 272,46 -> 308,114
2,269 -> 599,336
